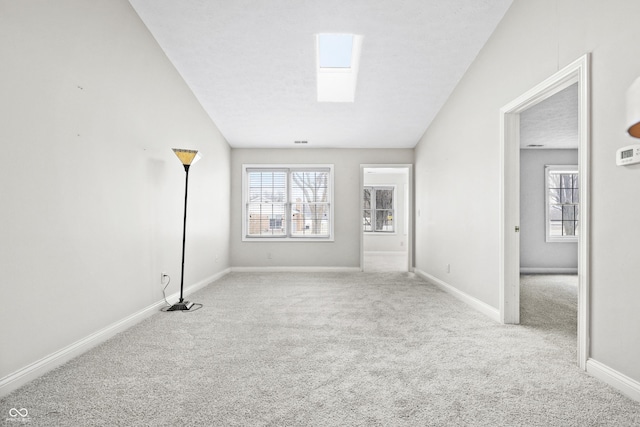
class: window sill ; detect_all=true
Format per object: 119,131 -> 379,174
545,237 -> 579,243
364,232 -> 398,236
243,237 -> 335,242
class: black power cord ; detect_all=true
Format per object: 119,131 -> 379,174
160,273 -> 204,312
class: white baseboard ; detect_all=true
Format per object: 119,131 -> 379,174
520,267 -> 578,274
0,268 -> 231,398
586,358 -> 640,403
414,268 -> 500,322
231,266 -> 361,273
364,251 -> 408,256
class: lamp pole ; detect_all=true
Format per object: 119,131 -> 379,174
167,148 -> 200,311
178,163 -> 190,305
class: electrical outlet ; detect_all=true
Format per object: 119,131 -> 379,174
267,252 -> 272,260
161,272 -> 168,283
215,254 -> 219,263
446,264 -> 451,274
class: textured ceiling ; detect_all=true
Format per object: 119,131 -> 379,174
128,0 -> 513,149
520,83 -> 579,149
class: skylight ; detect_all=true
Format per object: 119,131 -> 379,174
316,33 -> 363,103
318,34 -> 353,68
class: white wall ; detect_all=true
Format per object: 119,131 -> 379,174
230,149 -> 414,268
363,172 -> 408,252
0,0 -> 230,382
414,0 -> 640,383
520,149 -> 578,271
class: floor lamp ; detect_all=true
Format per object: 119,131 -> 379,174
167,148 -> 201,311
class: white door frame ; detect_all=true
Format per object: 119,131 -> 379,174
360,164 -> 413,272
499,54 -> 590,370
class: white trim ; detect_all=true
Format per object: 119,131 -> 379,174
520,267 -> 578,274
500,54 -> 590,370
241,164 -> 335,242
587,359 -> 640,403
414,268 -> 500,322
0,268 -> 231,398
364,251 -> 408,256
231,266 -> 361,273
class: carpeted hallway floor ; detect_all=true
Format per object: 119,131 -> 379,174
2,272 -> 640,426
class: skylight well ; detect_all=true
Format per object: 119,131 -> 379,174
318,34 -> 353,68
316,33 -> 363,103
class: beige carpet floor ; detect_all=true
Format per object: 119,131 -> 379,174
2,272 -> 639,426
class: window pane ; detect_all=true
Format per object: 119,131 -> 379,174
375,210 -> 393,232
247,203 -> 286,236
562,205 -> 576,221
560,174 -> 573,190
548,172 -> 560,189
291,171 -> 329,203
249,171 -> 286,203
291,202 -> 330,236
549,204 -> 562,221
376,189 -> 393,209
363,188 -> 371,210
563,220 -> 576,236
249,186 -> 261,201
363,209 -> 372,232
562,205 -> 576,236
548,189 -> 561,205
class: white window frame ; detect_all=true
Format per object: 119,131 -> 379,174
363,185 -> 396,234
545,165 -> 579,243
242,164 -> 334,242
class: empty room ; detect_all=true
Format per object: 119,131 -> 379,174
2,0 -> 640,425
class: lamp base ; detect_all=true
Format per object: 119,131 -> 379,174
167,301 -> 194,311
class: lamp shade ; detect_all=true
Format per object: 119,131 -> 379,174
627,77 -> 640,138
172,148 -> 201,166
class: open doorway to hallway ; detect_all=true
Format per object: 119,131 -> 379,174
361,166 -> 412,272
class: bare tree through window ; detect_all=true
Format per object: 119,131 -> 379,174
363,186 -> 394,232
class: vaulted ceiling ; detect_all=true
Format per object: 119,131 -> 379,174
128,0 -> 513,149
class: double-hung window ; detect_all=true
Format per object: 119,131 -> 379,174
363,186 -> 395,233
243,165 -> 333,240
545,165 -> 579,242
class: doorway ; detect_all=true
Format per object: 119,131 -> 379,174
500,54 -> 590,369
519,83 -> 580,356
360,165 -> 413,272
